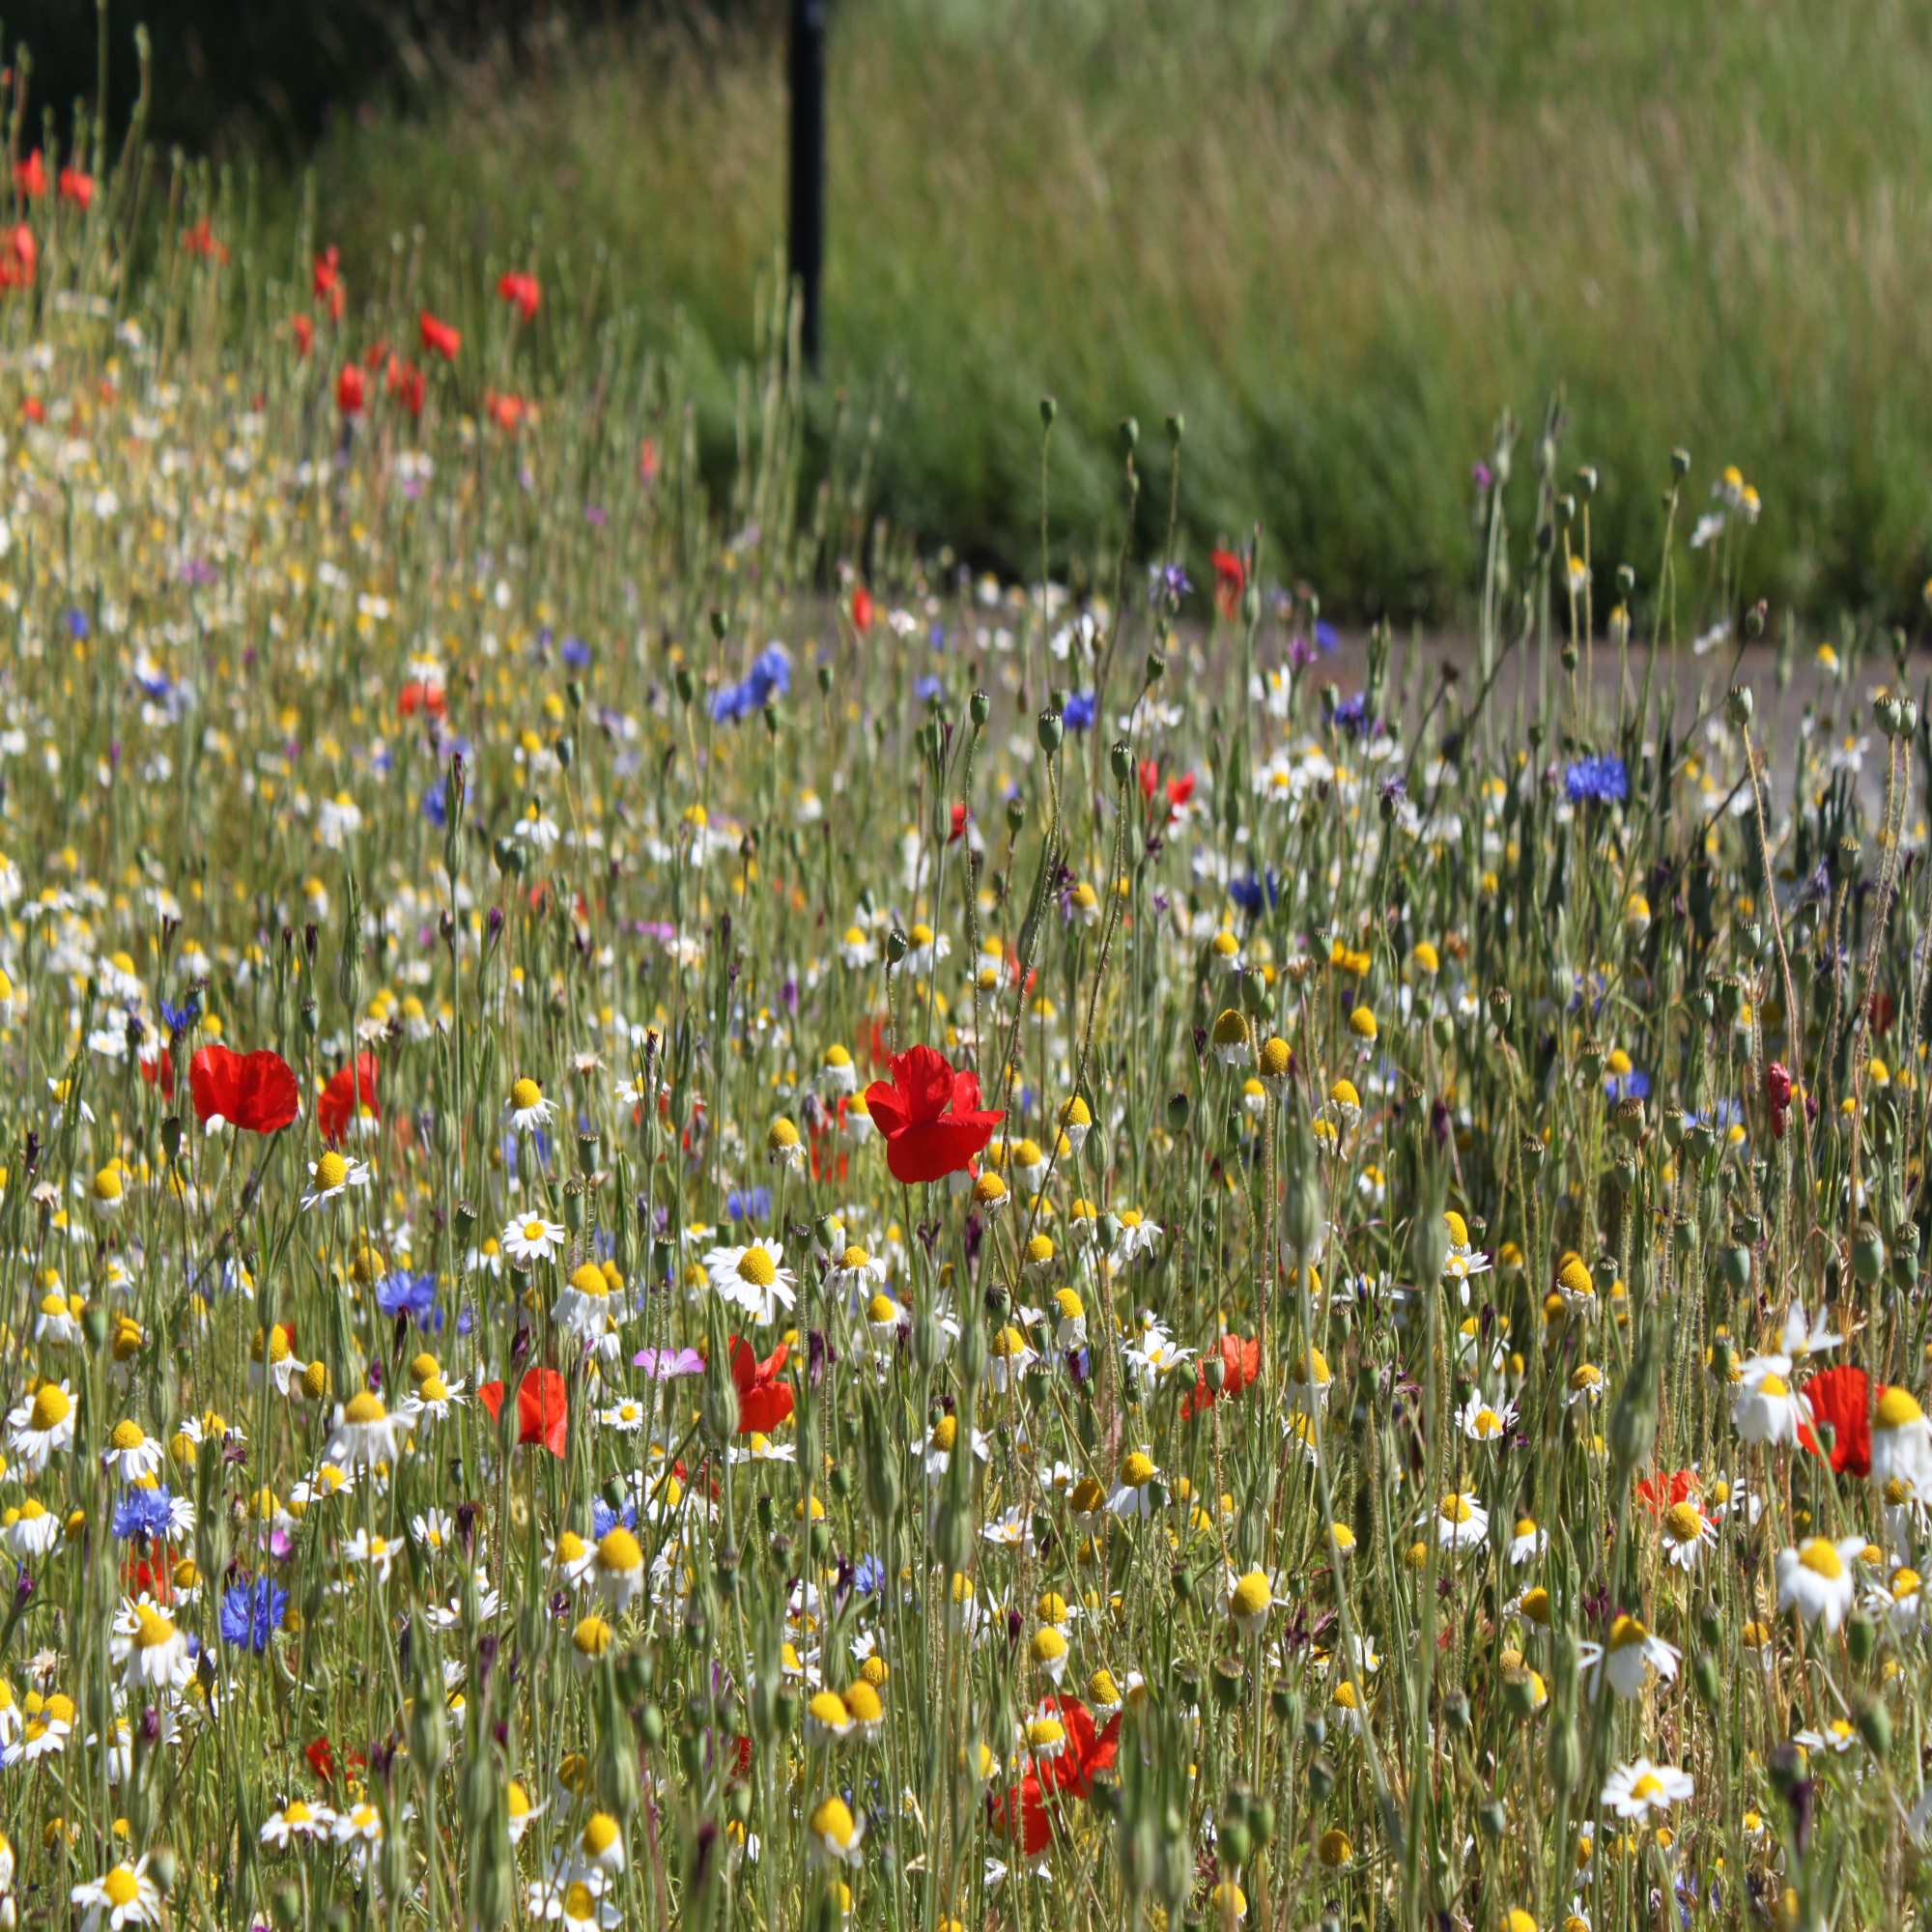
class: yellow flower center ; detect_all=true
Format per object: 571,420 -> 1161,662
582,1812 -> 620,1857
28,1384 -> 71,1430
1799,1538 -> 1844,1580
103,1868 -> 141,1907
511,1078 -> 542,1111
1877,1387 -> 1925,1430
1231,1571 -> 1272,1618
810,1795 -> 856,1847
134,1605 -> 177,1649
1664,1502 -> 1704,1542
736,1247 -> 777,1289
597,1527 -> 643,1574
1631,1773 -> 1663,1801
315,1151 -> 349,1192
110,1419 -> 145,1452
344,1391 -> 386,1426
1121,1451 -> 1156,1488
1439,1492 -> 1474,1524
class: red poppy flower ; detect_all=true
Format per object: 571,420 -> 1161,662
729,1336 -> 793,1434
14,150 -> 44,198
497,270 -> 541,322
181,216 -> 227,264
1137,759 -> 1196,823
57,165 -> 92,210
291,314 -> 315,359
1210,548 -> 1247,621
486,390 -> 528,433
397,679 -> 446,722
864,1043 -> 1005,1185
305,1735 -> 367,1784
1634,1467 -> 1699,1516
317,1054 -> 380,1145
419,309 -> 462,361
336,363 -> 366,418
1800,1364 -> 1876,1478
478,1367 -> 569,1458
851,585 -> 875,635
0,223 -> 36,289
19,394 -> 43,423
312,245 -> 347,322
948,802 -> 970,843
991,1770 -> 1053,1855
639,437 -> 661,485
1184,1333 -> 1262,1418
1037,1695 -> 1121,1798
188,1044 -> 300,1134
386,355 -> 426,418
140,1046 -> 175,1099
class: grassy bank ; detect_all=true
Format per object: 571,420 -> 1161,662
261,0 -> 1932,624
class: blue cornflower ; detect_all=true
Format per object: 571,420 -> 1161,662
561,635 -> 592,669
421,781 -> 448,829
1605,1068 -> 1652,1103
1315,619 -> 1340,654
112,1487 -> 176,1543
219,1576 -> 289,1654
1063,691 -> 1097,732
1229,870 -> 1281,915
66,608 -> 90,640
1147,563 -> 1191,610
376,1270 -> 441,1331
159,994 -> 199,1038
591,1496 -> 638,1540
1564,753 -> 1629,805
913,673 -> 944,704
725,1184 -> 773,1224
1332,692 -> 1373,737
851,1553 -> 886,1595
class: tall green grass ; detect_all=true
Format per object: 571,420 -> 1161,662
264,0 -> 1932,622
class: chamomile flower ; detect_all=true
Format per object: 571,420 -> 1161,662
1601,1759 -> 1692,1822
300,1148 -> 370,1210
1578,1614 -> 1679,1699
1776,1536 -> 1865,1631
502,1214 -> 568,1268
507,1076 -> 554,1131
705,1239 -> 798,1325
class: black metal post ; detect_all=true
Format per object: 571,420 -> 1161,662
789,0 -> 826,372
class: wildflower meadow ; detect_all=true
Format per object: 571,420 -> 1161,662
2,46 -> 1932,1932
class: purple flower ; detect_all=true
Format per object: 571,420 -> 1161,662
1564,754 -> 1629,806
634,1347 -> 704,1378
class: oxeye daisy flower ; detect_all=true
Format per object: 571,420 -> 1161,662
1731,1355 -> 1809,1446
704,1237 -> 797,1325
818,1042 -> 858,1094
111,1598 -> 192,1691
506,1077 -> 554,1132
1776,1536 -> 1865,1630
323,1387 -> 417,1468
8,1378 -> 77,1472
593,1526 -> 647,1610
1871,1386 -> 1932,1495
572,1811 -> 628,1878
1108,1448 -> 1163,1518
1659,1499 -> 1718,1569
1427,1491 -> 1490,1552
1563,1362 -> 1605,1407
1601,1758 -> 1692,1821
260,1798 -> 336,1847
1226,1567 -> 1284,1640
1509,1516 -> 1547,1564
100,1417 -> 163,1481
1578,1613 -> 1679,1699
70,1856 -> 162,1930
1457,1390 -> 1517,1444
2,1499 -> 61,1557
300,1148 -> 370,1210
808,1794 -> 866,1867
554,1262 -> 619,1343
502,1214 -> 568,1268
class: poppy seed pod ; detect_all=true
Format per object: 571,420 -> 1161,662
1037,710 -> 1064,753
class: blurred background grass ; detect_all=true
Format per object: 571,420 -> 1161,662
26,0 -> 1932,622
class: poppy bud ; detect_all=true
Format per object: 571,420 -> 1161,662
161,1115 -> 183,1162
1120,416 -> 1139,453
1307,1754 -> 1335,1803
1039,395 -> 1057,428
673,666 -> 695,705
1670,446 -> 1691,479
709,609 -> 727,640
1856,1698 -> 1891,1755
271,1883 -> 303,1929
1692,1652 -> 1720,1708
1110,740 -> 1132,784
971,689 -> 991,726
1166,412 -> 1185,441
1846,1611 -> 1878,1667
1037,710 -> 1064,753
1165,1091 -> 1190,1132
1218,1817 -> 1253,1868
1146,648 -> 1166,684
1006,794 -> 1026,833
885,927 -> 909,964
1548,1714 -> 1581,1792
